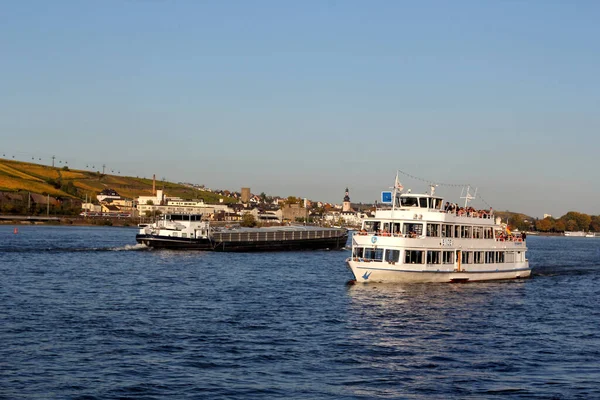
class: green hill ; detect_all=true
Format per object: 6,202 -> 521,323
0,158 -> 231,204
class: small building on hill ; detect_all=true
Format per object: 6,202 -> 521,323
97,188 -> 121,202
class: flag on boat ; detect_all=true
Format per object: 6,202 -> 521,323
394,173 -> 403,191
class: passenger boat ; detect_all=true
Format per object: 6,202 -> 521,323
346,177 -> 530,283
136,213 -> 348,252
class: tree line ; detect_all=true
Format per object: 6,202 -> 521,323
508,211 -> 600,233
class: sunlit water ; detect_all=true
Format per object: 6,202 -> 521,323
1,226 -> 599,399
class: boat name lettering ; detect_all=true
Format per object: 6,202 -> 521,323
441,238 -> 453,246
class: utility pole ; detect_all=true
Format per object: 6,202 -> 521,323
102,164 -> 106,174
52,155 -> 55,167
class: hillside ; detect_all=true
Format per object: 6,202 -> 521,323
0,158 -> 232,204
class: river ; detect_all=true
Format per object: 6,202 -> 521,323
1,226 -> 599,399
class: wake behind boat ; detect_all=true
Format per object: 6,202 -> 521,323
346,175 -> 530,283
136,214 -> 348,252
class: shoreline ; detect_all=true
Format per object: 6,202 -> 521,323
0,217 -> 138,227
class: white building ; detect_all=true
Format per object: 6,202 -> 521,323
97,188 -> 121,202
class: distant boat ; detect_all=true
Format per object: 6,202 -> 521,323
564,231 -> 585,237
585,232 -> 596,238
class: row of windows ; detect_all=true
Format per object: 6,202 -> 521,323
353,248 -> 524,264
364,221 -> 496,239
426,224 -> 496,238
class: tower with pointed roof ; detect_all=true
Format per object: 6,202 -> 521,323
342,188 -> 352,212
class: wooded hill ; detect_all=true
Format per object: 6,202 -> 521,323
0,158 -> 231,204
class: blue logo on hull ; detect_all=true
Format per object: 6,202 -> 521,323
362,271 -> 372,280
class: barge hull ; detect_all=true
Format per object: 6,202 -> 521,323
211,236 -> 347,252
136,232 -> 348,252
136,234 -> 212,250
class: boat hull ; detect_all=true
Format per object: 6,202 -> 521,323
211,236 -> 347,252
346,259 -> 531,283
136,234 -> 212,250
136,233 -> 348,252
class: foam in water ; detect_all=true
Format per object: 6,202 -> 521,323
110,243 -> 148,251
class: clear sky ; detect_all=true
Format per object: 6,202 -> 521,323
1,1 -> 599,217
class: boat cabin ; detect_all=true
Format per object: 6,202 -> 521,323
396,194 -> 444,210
162,213 -> 204,222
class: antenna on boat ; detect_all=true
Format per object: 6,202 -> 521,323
460,186 -> 477,208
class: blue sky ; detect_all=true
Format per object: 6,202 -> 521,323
1,1 -> 599,217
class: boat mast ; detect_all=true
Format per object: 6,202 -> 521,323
391,171 -> 403,218
460,186 -> 477,208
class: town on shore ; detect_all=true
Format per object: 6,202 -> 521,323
0,158 -> 599,234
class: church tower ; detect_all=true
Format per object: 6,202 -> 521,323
342,188 -> 352,212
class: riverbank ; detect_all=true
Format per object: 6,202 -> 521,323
0,216 -> 139,227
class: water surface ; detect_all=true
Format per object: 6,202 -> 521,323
1,226 -> 599,399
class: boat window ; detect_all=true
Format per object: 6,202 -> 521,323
484,227 -> 494,239
419,198 -> 428,208
495,251 -> 505,263
392,223 -> 402,236
485,251 -> 494,263
426,224 -> 440,237
460,226 -> 472,239
403,223 -> 423,237
442,224 -> 454,238
363,221 -> 376,232
461,251 -> 472,264
400,197 -> 419,207
404,250 -> 424,264
182,233 -> 187,238
434,199 -> 443,209
473,251 -> 484,264
427,250 -> 441,264
454,225 -> 461,238
442,251 -> 454,264
385,249 -> 400,263
364,248 -> 384,261
473,226 -> 483,239
353,247 -> 364,258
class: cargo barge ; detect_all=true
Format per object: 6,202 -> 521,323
136,213 -> 348,252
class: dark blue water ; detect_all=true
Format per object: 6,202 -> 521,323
1,226 -> 599,399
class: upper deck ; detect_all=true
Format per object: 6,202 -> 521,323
373,193 -> 497,226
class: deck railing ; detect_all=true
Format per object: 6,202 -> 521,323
211,228 -> 346,242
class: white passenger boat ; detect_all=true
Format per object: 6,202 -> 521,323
346,177 -> 530,283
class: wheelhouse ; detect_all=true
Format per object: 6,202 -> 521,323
397,194 -> 444,210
